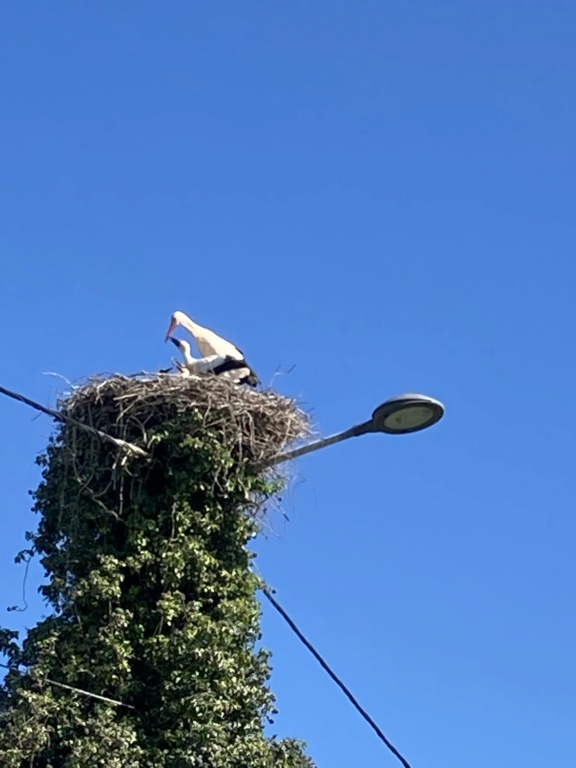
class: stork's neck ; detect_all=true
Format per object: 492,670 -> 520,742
178,313 -> 204,337
182,347 -> 196,364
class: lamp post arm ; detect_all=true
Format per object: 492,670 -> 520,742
266,421 -> 372,467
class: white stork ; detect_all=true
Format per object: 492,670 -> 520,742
165,311 -> 259,387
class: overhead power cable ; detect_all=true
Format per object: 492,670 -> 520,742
0,663 -> 134,709
0,383 -> 147,457
262,586 -> 412,768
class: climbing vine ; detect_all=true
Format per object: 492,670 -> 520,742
0,375 -> 315,767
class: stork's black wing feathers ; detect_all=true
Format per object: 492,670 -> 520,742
213,356 -> 259,387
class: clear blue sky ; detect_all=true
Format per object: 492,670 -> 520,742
1,2 -> 575,766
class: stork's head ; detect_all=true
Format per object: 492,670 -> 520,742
165,311 -> 186,341
175,360 -> 190,378
169,336 -> 191,356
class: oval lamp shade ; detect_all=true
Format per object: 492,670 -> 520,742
371,393 -> 445,435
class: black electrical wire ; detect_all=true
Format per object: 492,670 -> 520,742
262,586 -> 412,768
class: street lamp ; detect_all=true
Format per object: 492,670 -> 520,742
267,393 -> 444,467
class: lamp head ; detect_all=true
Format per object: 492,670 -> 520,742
370,393 -> 445,435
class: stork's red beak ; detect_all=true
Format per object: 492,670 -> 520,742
165,318 -> 177,341
169,337 -> 181,349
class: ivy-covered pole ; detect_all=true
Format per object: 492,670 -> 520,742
0,375 -> 315,768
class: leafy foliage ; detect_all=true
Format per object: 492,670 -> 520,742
0,390 -> 315,767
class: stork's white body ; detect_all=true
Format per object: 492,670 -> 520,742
187,354 -> 234,375
171,338 -> 237,376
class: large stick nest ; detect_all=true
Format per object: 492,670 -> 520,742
59,373 -> 310,468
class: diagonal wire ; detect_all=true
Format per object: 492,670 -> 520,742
0,663 -> 134,709
261,586 -> 412,768
44,678 -> 135,709
0,384 -> 148,457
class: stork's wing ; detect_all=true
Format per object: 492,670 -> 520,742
236,369 -> 259,387
194,329 -> 243,360
213,356 -> 251,375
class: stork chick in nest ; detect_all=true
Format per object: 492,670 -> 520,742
170,337 -> 259,387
